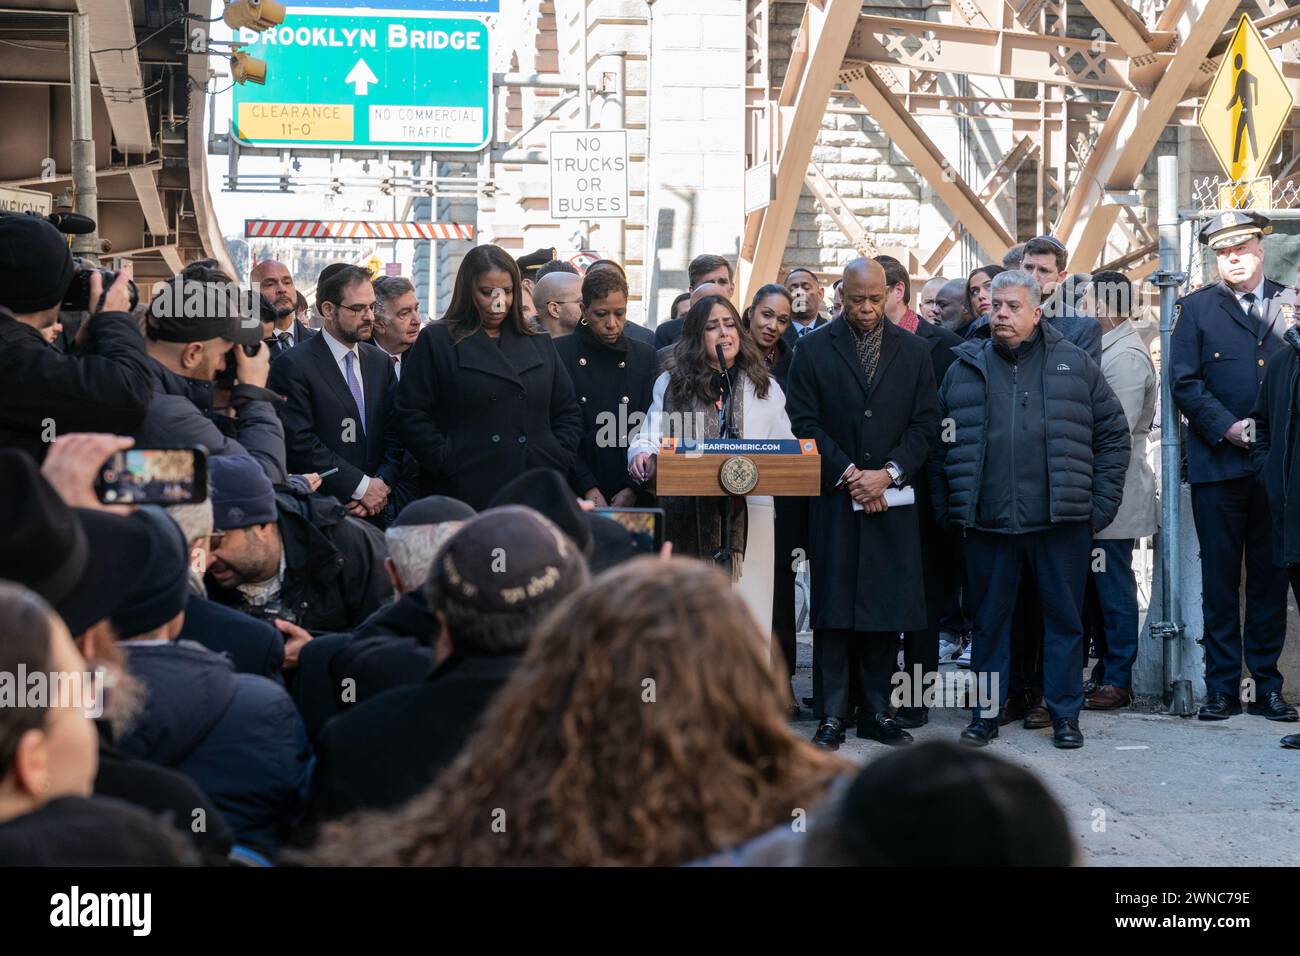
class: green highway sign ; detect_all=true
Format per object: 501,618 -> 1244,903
231,11 -> 491,151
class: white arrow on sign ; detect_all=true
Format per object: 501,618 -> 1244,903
345,58 -> 379,96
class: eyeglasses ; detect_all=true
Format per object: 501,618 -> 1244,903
338,302 -> 377,315
207,531 -> 226,551
554,299 -> 583,306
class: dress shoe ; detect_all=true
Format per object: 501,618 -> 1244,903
1197,692 -> 1242,721
811,718 -> 845,750
959,718 -> 999,747
893,706 -> 928,729
1084,684 -> 1132,710
1023,698 -> 1052,729
1247,691 -> 1299,722
1000,693 -> 1029,726
1053,717 -> 1084,749
857,712 -> 913,746
1281,734 -> 1300,749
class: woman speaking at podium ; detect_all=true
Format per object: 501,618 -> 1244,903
628,293 -> 795,629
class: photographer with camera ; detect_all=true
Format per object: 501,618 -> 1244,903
0,215 -> 152,461
135,265 -> 288,484
205,455 -> 392,635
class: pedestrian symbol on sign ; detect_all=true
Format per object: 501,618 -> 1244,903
1230,54 -> 1258,165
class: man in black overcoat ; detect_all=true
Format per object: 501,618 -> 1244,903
785,258 -> 940,750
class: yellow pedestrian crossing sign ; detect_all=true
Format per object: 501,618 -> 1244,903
1199,14 -> 1292,184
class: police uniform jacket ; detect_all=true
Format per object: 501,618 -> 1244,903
1170,278 -> 1288,484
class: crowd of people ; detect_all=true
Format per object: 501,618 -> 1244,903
0,200 -> 1296,867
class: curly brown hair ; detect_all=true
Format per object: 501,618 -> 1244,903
307,557 -> 848,866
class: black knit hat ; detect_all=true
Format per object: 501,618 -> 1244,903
392,495 -> 476,528
432,506 -> 586,614
108,507 -> 190,639
0,215 -> 76,314
59,510 -> 159,635
487,468 -> 592,556
0,451 -> 87,607
209,456 -> 278,531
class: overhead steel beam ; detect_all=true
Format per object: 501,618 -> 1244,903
843,14 -> 1150,94
921,134 -> 1037,275
1075,0 -> 1166,58
1056,0 -> 1240,270
804,162 -> 875,258
738,0 -> 860,303
842,64 -> 1014,261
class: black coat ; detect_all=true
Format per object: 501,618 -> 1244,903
0,796 -> 198,866
781,314 -> 829,349
268,332 -> 405,511
554,322 -> 658,499
267,319 -> 317,359
933,322 -> 1131,531
785,319 -> 941,631
1171,278 -> 1288,484
395,320 -> 583,510
94,727 -> 233,857
330,590 -> 437,708
306,652 -> 518,820
207,490 -> 393,634
117,640 -> 313,854
0,307 -> 152,461
1250,343 -> 1300,566
654,316 -> 684,349
179,592 -> 285,681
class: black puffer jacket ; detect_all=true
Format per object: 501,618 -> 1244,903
933,321 -> 1130,532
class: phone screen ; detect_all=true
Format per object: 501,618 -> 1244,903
95,448 -> 208,505
593,507 -> 664,554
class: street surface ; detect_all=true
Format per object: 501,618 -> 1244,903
790,635 -> 1300,865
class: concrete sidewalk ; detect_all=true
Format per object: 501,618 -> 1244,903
789,638 -> 1300,866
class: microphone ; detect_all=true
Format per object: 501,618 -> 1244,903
716,343 -> 733,438
715,344 -> 731,390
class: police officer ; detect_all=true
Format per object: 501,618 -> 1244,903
1170,210 -> 1297,722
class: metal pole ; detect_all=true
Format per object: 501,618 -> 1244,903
602,52 -> 627,270
69,13 -> 99,261
580,0 -> 590,251
1153,153 -> 1194,716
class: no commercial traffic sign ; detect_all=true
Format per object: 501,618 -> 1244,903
231,11 -> 491,151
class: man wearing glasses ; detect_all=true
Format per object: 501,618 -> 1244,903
268,263 -> 406,528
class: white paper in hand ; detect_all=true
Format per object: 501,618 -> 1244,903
852,486 -> 916,512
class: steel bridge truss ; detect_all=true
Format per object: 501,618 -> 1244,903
739,0 -> 1300,300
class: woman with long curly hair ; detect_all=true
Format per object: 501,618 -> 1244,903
627,294 -> 796,629
306,557 -> 848,866
395,244 -> 583,510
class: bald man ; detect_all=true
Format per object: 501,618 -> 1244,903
918,277 -> 947,324
252,259 -> 316,356
785,257 -> 941,750
533,271 -> 583,338
933,278 -> 969,333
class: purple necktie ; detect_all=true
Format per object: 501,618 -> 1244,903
344,351 -> 366,434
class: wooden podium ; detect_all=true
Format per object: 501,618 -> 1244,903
656,437 -> 820,497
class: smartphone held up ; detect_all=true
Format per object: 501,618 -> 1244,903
95,446 -> 208,505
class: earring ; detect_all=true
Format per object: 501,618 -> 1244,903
579,317 -> 589,326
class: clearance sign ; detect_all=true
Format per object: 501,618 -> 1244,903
231,11 -> 491,151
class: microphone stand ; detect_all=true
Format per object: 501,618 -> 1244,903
713,345 -> 735,575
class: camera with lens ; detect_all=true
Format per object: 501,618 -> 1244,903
62,260 -> 139,313
215,292 -> 276,387
242,599 -> 299,627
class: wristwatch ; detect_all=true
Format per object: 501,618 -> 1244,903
884,461 -> 904,487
